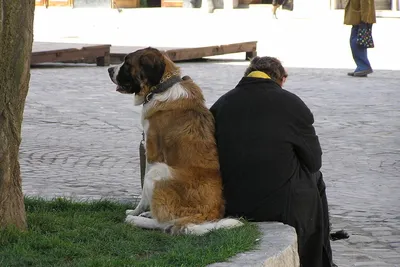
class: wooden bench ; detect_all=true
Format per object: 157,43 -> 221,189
31,44 -> 112,66
110,41 -> 258,64
165,42 -> 257,61
31,41 -> 256,67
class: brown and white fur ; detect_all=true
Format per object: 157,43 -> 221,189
107,47 -> 243,235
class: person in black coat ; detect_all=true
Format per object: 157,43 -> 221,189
210,56 -> 334,267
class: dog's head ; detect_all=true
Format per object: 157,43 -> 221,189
108,47 -> 172,105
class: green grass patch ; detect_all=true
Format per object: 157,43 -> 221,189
0,197 -> 260,267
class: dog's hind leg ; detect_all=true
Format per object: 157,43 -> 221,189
126,163 -> 171,216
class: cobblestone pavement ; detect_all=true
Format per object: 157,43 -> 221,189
23,62 -> 400,266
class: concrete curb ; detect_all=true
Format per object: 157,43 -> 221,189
208,222 -> 300,267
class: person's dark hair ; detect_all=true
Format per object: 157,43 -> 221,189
244,56 -> 288,84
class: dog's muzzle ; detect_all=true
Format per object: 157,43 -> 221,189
108,67 -> 115,80
108,64 -> 123,85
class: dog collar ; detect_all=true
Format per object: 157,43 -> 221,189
144,75 -> 183,104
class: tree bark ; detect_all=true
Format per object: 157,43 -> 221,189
0,0 -> 35,230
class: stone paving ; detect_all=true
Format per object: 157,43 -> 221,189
23,62 -> 400,266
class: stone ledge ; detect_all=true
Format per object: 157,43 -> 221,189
208,222 -> 300,267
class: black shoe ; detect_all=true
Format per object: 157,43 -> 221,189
353,69 -> 373,77
348,71 -> 368,77
330,230 -> 350,241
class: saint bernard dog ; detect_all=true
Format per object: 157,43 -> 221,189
107,47 -> 243,235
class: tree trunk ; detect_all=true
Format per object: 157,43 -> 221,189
0,0 -> 35,230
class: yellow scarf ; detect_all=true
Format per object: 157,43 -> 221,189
247,71 -> 271,80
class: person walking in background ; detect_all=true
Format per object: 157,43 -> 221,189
344,0 -> 376,77
272,0 -> 285,19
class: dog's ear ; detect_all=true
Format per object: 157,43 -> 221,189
139,48 -> 166,86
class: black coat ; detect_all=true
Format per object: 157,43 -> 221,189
210,77 -> 332,267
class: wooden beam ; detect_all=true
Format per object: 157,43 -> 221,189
246,50 -> 257,60
47,0 -> 73,6
35,0 -> 45,6
32,42 -> 257,66
96,51 -> 111,66
110,53 -> 127,65
31,45 -> 111,66
108,42 -> 257,64
161,0 -> 184,7
112,0 -> 140,8
165,41 -> 257,61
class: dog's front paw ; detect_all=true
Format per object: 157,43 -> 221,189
126,209 -> 141,216
138,211 -> 152,218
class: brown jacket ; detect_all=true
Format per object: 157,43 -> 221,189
344,0 -> 376,25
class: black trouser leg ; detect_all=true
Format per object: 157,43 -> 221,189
313,171 -> 334,266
